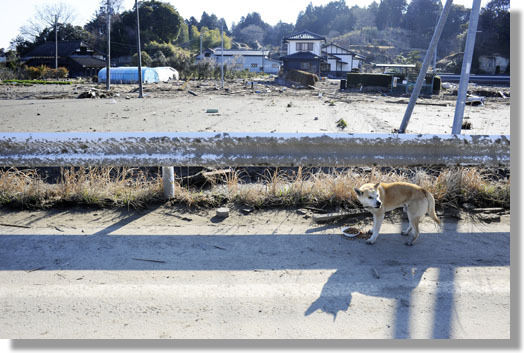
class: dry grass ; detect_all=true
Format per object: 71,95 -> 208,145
0,167 -> 163,209
0,166 -> 510,210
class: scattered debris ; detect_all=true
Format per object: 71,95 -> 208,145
282,69 -> 319,87
188,90 -> 198,96
240,207 -> 254,215
470,207 -> 506,214
462,121 -> 472,130
0,223 -> 31,229
336,118 -> 348,130
216,207 -> 230,218
206,108 -> 219,113
372,268 -> 380,279
477,214 -> 501,223
213,245 -> 227,251
26,266 -> 45,273
466,95 -> 485,106
314,209 -> 367,223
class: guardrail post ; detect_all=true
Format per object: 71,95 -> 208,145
162,166 -> 175,200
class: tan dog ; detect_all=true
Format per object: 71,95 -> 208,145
354,182 -> 440,246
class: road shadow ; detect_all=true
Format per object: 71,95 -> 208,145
0,218 -> 510,338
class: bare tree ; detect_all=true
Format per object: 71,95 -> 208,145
20,2 -> 75,68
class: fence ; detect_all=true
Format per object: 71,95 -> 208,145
0,132 -> 510,197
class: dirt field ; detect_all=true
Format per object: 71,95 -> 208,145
0,78 -> 511,135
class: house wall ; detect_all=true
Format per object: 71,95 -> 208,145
203,54 -> 281,74
478,55 -> 509,74
287,40 -> 323,56
324,45 -> 354,72
352,58 -> 362,70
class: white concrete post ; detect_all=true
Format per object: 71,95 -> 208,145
162,166 -> 175,200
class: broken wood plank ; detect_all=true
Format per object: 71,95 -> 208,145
188,90 -> 198,96
470,207 -> 506,214
132,258 -> 166,264
385,99 -> 449,107
313,209 -> 368,223
0,223 -> 31,229
372,268 -> 380,279
26,266 -> 45,273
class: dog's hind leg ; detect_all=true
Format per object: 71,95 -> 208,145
405,216 -> 421,246
401,224 -> 412,236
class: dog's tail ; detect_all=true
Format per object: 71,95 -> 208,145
424,189 -> 441,225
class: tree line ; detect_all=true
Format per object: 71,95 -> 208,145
8,0 -> 510,70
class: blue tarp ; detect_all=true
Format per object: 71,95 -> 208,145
98,67 -> 159,83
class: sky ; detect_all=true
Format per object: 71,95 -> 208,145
0,0 -> 500,50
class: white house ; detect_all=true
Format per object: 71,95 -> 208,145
281,30 -> 327,75
280,31 -> 365,76
196,49 -> 281,74
284,30 -> 325,56
322,42 -> 365,77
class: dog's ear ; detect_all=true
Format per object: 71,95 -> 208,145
374,182 -> 380,189
354,188 -> 362,196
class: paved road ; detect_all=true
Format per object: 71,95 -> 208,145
0,210 -> 510,339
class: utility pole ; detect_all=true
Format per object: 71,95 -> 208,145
451,0 -> 481,134
135,0 -> 143,98
54,15 -> 58,70
106,0 -> 111,91
220,22 -> 224,89
200,33 -> 203,58
398,0 -> 453,134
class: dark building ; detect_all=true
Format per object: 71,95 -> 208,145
22,40 -> 106,77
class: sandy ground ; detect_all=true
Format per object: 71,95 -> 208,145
0,79 -> 511,135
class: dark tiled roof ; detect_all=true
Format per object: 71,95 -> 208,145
282,51 -> 322,60
68,55 -> 107,68
283,30 -> 326,42
23,40 -> 90,58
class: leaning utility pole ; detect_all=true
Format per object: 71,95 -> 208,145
135,0 -> 143,98
398,0 -> 453,134
451,0 -> 481,134
106,0 -> 111,91
220,22 -> 224,89
54,14 -> 58,69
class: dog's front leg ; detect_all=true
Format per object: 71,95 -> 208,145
367,212 -> 384,245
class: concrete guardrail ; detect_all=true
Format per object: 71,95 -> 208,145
0,132 -> 510,168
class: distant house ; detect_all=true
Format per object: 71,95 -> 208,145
478,54 -> 509,75
196,48 -> 281,74
280,31 -> 366,77
281,30 -> 328,76
22,40 -> 106,77
322,42 -> 366,77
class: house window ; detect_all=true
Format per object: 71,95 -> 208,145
251,63 -> 258,68
296,42 -> 314,52
300,62 -> 312,70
